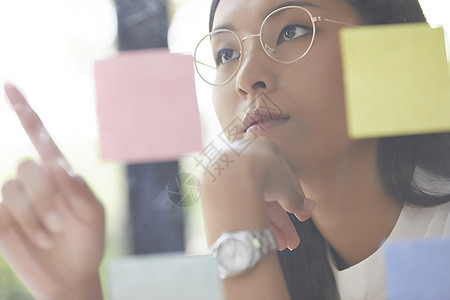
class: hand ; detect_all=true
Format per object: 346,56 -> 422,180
0,83 -> 105,299
200,137 -> 314,251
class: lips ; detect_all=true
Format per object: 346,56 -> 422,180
243,108 -> 290,133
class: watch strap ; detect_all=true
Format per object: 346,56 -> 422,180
211,228 -> 278,279
247,228 -> 278,255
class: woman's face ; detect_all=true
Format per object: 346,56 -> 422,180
211,0 -> 366,174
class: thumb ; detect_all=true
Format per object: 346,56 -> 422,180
51,158 -> 103,222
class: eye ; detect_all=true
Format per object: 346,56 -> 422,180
277,24 -> 311,45
216,48 -> 240,66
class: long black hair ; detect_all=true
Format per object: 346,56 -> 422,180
208,0 -> 450,299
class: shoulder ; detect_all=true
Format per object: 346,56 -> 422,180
402,201 -> 450,238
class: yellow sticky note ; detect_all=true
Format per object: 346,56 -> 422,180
340,23 -> 450,138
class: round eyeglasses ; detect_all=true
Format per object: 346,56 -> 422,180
194,6 -> 353,86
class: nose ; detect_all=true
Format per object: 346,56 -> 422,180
234,38 -> 277,99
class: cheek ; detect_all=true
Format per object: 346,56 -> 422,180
212,87 -> 235,129
278,35 -> 351,165
282,47 -> 346,125
314,37 -> 348,129
300,33 -> 347,119
304,52 -> 348,141
281,30 -> 345,97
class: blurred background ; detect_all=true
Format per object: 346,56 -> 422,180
0,0 -> 449,298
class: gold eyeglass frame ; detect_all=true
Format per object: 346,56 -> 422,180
194,5 -> 354,86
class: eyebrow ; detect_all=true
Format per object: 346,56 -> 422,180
265,1 -> 320,17
212,1 -> 320,32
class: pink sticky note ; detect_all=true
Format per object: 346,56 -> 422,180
94,49 -> 202,163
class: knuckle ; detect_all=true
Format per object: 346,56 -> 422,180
84,198 -> 105,224
17,160 -> 54,207
243,138 -> 279,160
2,194 -> 42,233
1,179 -> 20,199
20,216 -> 38,232
29,222 -> 44,234
17,159 -> 38,176
96,202 -> 106,218
31,184 -> 52,204
72,174 -> 85,186
0,204 -> 13,231
71,174 -> 92,194
22,109 -> 42,131
195,138 -> 281,188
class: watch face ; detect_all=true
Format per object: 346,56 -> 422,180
217,238 -> 253,274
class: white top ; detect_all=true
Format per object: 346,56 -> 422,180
328,201 -> 450,300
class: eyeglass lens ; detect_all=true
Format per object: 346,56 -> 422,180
194,6 -> 315,86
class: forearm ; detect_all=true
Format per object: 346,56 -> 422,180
201,165 -> 291,300
224,254 -> 291,300
204,193 -> 291,300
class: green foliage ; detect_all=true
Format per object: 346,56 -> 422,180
0,256 -> 32,300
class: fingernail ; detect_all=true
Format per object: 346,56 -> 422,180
3,80 -> 14,93
295,183 -> 305,198
287,247 -> 294,252
303,197 -> 316,212
296,211 -> 312,222
35,231 -> 53,249
46,211 -> 64,233
57,157 -> 76,177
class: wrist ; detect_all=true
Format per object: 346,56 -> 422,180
42,272 -> 104,300
211,228 -> 278,279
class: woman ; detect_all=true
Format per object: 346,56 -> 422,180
201,0 -> 450,299
1,0 -> 449,299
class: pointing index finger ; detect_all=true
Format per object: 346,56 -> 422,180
4,82 -> 65,165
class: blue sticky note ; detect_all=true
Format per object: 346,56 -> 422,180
108,252 -> 223,300
385,239 -> 450,300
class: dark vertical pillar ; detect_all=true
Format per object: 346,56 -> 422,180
115,0 -> 185,254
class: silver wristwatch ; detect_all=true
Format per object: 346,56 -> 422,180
210,229 -> 278,279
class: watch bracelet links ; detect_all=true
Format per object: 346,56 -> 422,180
248,228 -> 278,255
